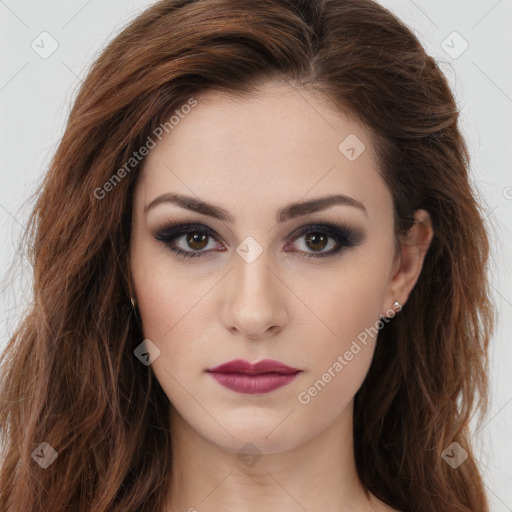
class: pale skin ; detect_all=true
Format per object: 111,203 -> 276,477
129,81 -> 433,512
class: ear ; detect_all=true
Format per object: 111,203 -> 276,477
381,209 -> 434,317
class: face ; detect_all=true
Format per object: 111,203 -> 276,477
129,82 -> 404,455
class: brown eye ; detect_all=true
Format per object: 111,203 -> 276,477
285,223 -> 363,259
155,221 -> 363,260
186,231 -> 209,251
304,232 -> 329,253
154,223 -> 221,259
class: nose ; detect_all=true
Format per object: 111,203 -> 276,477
219,253 -> 288,341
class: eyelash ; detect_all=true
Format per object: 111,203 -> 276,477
153,221 -> 361,260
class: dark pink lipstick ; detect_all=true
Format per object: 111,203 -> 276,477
206,359 -> 301,394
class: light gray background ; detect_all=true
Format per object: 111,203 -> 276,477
1,0 -> 511,509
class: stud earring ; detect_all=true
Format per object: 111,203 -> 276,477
379,300 -> 402,319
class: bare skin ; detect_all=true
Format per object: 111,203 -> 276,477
129,81 -> 433,512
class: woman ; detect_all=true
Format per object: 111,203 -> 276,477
0,0 -> 494,511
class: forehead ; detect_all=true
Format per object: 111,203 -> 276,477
135,82 -> 390,224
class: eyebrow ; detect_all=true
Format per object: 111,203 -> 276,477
144,192 -> 368,222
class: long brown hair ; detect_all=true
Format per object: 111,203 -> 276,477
0,0 -> 494,510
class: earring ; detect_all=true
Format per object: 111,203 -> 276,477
379,300 -> 402,319
130,296 -> 136,310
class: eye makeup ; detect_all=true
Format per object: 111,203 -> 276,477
152,218 -> 365,261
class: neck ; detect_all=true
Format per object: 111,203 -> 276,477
163,400 -> 379,512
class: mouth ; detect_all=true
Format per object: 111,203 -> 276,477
206,359 -> 302,394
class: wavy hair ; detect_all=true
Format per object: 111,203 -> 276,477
0,0 -> 494,510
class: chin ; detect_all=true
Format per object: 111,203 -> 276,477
213,429 -> 303,457
194,407 -> 321,456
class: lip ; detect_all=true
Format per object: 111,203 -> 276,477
207,358 -> 300,375
206,359 -> 302,395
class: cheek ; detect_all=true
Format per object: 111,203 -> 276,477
291,254 -> 390,403
291,298 -> 380,437
130,241 -> 210,370
294,254 -> 389,354
132,271 -> 213,413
